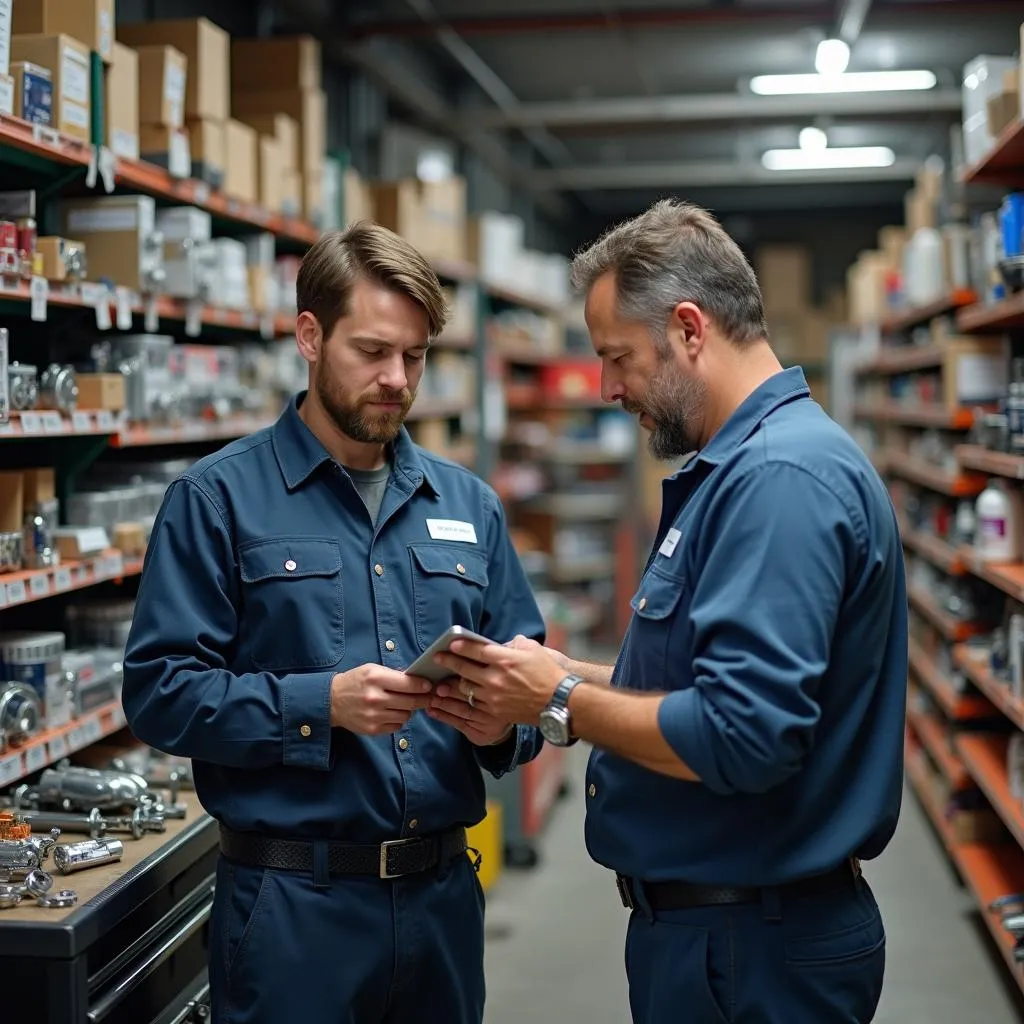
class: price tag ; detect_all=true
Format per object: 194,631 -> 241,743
48,734 -> 67,761
185,300 -> 203,337
72,410 -> 93,432
98,145 -> 116,193
83,716 -> 104,743
66,725 -> 85,752
41,410 -> 64,433
30,275 -> 48,321
96,410 -> 117,432
106,551 -> 125,577
115,287 -> 133,330
94,286 -> 112,331
29,573 -> 49,598
111,705 -> 127,729
0,585 -> 6,608
74,564 -> 89,585
0,421 -> 14,435
0,754 -> 24,787
54,567 -> 73,591
259,313 -> 274,340
25,744 -> 47,773
144,294 -> 159,333
194,182 -> 211,206
6,579 -> 26,605
20,411 -> 43,434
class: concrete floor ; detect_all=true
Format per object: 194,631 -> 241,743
482,747 -> 1024,1024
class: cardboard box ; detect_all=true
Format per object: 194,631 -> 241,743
343,168 -> 373,227
0,71 -> 11,116
230,36 -> 320,92
281,169 -> 302,219
11,33 -> 90,141
940,336 -> 1009,408
118,17 -> 228,121
139,123 -> 191,177
987,87 -> 1020,139
224,118 -> 257,203
257,133 -> 284,214
846,251 -> 894,326
0,470 -> 24,531
0,0 -> 13,78
230,87 -> 325,176
37,235 -> 85,280
105,41 -> 138,160
905,188 -> 937,234
303,168 -> 322,224
755,245 -> 811,315
13,0 -> 113,64
76,372 -> 125,411
135,44 -> 185,129
186,117 -> 224,189
237,111 -> 298,171
22,467 -> 55,506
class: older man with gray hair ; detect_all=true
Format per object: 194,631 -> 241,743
430,198 -> 908,1024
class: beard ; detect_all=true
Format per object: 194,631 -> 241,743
315,371 -> 414,445
622,355 -> 706,461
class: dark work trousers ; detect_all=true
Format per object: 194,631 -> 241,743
625,874 -> 885,1024
208,851 -> 486,1024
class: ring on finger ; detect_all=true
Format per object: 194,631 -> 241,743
466,685 -> 476,709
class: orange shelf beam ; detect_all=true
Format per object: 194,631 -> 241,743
884,449 -> 986,498
856,402 -> 975,430
957,733 -> 1024,849
957,292 -> 1024,335
906,702 -> 972,790
960,549 -> 1024,604
901,526 -> 964,576
908,638 -> 993,721
908,585 -> 989,642
957,445 -> 1024,481
0,551 -> 142,609
881,290 -> 978,335
954,644 -> 1024,734
961,118 -> 1024,188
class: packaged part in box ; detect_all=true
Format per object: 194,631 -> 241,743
186,117 -> 224,189
230,86 -> 325,177
237,112 -> 298,173
106,41 -> 138,160
0,630 -> 70,729
0,0 -> 12,78
13,0 -> 114,64
37,236 -> 86,281
257,133 -> 284,214
135,44 -> 185,129
11,60 -> 50,124
10,33 -> 90,142
139,123 -> 190,177
75,373 -> 125,411
224,118 -> 257,204
230,35 -> 320,92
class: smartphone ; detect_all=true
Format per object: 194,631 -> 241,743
405,625 -> 496,684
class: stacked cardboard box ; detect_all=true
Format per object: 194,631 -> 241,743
10,32 -> 90,141
118,18 -> 230,192
755,245 -> 829,366
229,36 -> 325,221
371,177 -> 468,264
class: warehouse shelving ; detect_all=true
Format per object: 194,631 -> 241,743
906,698 -> 972,790
955,645 -> 1024,733
853,400 -> 975,430
900,523 -> 964,575
879,290 -> 978,336
957,733 -> 1024,850
0,551 -> 142,610
959,550 -> 1024,604
956,444 -> 1024,480
883,448 -> 985,497
908,638 -> 992,720
957,292 -> 1024,334
961,117 -> 1024,188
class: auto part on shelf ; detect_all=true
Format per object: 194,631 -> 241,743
0,530 -> 23,573
22,497 -> 60,571
0,633 -> 67,728
0,838 -> 40,879
54,837 -> 124,874
0,884 -> 22,909
38,363 -> 78,413
36,888 -> 77,908
26,763 -> 152,812
24,867 -> 52,897
0,682 -> 43,746
8,361 -> 38,411
0,812 -> 29,840
17,807 -> 106,840
24,828 -> 61,862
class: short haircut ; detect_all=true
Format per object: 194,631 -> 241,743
296,221 -> 448,340
570,199 -> 768,347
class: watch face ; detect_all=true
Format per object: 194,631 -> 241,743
539,708 -> 569,746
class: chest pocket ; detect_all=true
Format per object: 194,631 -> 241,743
409,543 -> 489,650
238,538 -> 343,673
624,566 -> 691,691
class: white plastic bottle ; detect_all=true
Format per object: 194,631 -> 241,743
976,481 -> 1021,562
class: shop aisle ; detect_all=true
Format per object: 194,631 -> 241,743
482,749 -> 1023,1023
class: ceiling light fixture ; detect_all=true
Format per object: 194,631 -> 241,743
750,70 -> 937,95
761,146 -> 896,171
815,38 -> 850,76
799,126 -> 828,151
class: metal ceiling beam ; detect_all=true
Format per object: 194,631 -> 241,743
456,89 -> 962,131
525,159 -> 920,191
836,0 -> 874,44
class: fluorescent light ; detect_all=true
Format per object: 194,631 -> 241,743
750,70 -> 937,95
799,126 -> 828,151
815,38 -> 850,76
761,146 -> 896,171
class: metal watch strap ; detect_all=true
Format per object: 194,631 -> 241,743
551,674 -> 584,744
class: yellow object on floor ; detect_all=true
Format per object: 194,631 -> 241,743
467,799 -> 504,892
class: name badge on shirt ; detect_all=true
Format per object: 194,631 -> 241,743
659,527 -> 682,558
426,518 -> 478,544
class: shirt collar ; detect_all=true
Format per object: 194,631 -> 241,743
272,392 -> 439,495
683,366 -> 811,471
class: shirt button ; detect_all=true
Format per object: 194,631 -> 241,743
637,597 -> 647,611
456,563 -> 466,575
285,559 -> 297,572
374,563 -> 384,577
300,724 -> 312,738
398,737 -> 409,751
588,783 -> 596,798
385,639 -> 396,652
408,818 -> 418,830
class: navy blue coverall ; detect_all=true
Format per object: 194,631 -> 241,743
586,368 -> 908,1023
122,394 -> 546,1024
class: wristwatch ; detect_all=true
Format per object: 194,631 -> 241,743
538,674 -> 585,747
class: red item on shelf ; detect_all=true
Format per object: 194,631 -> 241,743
537,360 -> 602,401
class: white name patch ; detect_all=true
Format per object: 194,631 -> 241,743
426,518 -> 478,544
659,528 -> 682,558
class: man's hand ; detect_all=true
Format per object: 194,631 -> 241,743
426,682 -> 516,748
434,639 -> 566,726
507,634 -> 570,670
330,664 -> 433,735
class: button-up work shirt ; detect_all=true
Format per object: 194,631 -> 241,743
122,394 -> 546,841
586,368 -> 908,885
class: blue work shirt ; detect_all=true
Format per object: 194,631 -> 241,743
122,393 -> 546,841
586,367 -> 907,885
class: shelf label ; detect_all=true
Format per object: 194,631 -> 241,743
0,586 -> 6,608
6,579 -> 26,605
144,294 -> 159,333
82,716 -> 104,744
115,287 -> 133,330
194,182 -> 211,206
54,567 -> 73,592
66,725 -> 86,752
29,573 -> 49,598
47,734 -> 67,761
96,410 -> 117,432
73,564 -> 89,585
0,754 -> 24,787
72,411 -> 93,432
111,705 -> 127,730
25,744 -> 47,773
185,299 -> 202,337
20,411 -> 42,434
259,313 -> 274,340
97,552 -> 124,579
30,275 -> 48,321
0,420 -> 14,435
41,410 -> 64,433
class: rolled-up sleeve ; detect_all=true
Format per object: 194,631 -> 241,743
122,477 -> 334,771
657,462 -> 856,795
474,492 -> 547,775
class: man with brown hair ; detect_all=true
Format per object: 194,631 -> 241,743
434,199 -> 907,1023
122,222 -> 545,1024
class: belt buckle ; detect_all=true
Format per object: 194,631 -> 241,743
379,839 -> 410,879
615,874 -> 636,910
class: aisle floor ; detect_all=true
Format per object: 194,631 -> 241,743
482,748 -> 1024,1023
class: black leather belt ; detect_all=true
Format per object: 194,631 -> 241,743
616,859 -> 861,912
219,824 -> 468,880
